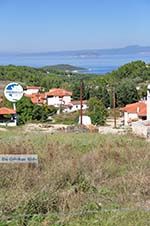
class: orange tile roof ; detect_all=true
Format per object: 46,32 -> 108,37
0,107 -> 16,115
121,101 -> 147,116
24,92 -> 46,104
138,103 -> 147,116
29,93 -> 46,104
46,88 -> 72,97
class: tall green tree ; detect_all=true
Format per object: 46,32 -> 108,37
88,97 -> 108,125
116,80 -> 139,107
89,84 -> 110,108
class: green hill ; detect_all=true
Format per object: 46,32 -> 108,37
42,64 -> 85,72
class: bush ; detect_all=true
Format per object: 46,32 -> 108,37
88,97 -> 108,125
16,96 -> 57,124
54,112 -> 79,125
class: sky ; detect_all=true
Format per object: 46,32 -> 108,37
0,0 -> 150,52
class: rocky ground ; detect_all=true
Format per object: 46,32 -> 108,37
23,122 -> 128,135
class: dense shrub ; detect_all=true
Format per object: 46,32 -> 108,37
88,97 -> 108,125
16,97 -> 57,124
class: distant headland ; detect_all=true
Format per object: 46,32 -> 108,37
1,45 -> 150,56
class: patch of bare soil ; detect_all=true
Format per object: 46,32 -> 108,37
23,123 -> 68,133
0,127 -> 7,132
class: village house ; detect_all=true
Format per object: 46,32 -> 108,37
0,107 -> 17,126
121,101 -> 146,125
24,87 -> 73,109
127,85 -> 150,138
45,88 -> 72,107
24,86 -> 41,95
63,100 -> 88,113
24,87 -> 89,114
24,93 -> 46,105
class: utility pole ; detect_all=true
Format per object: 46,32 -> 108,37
80,79 -> 84,125
112,86 -> 117,128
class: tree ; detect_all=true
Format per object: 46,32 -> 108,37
89,84 -> 110,108
88,97 -> 108,125
16,96 -> 57,124
16,97 -> 35,124
69,81 -> 80,100
114,61 -> 147,80
116,80 -> 139,107
32,105 -> 57,121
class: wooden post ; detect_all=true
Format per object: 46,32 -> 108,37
80,80 -> 83,125
112,86 -> 117,128
13,102 -> 16,111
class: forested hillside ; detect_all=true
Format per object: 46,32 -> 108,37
0,61 -> 150,106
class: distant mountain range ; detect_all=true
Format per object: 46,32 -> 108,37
0,45 -> 150,59
13,45 -> 150,57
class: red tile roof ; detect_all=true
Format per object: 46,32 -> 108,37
0,107 -> 16,115
31,93 -> 46,104
25,93 -> 46,104
46,88 -> 72,97
121,101 -> 147,116
138,103 -> 147,116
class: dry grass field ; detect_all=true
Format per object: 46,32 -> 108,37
0,129 -> 150,225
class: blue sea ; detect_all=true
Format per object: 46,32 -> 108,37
0,53 -> 150,74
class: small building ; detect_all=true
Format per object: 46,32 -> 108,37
0,107 -> 17,127
45,88 -> 72,107
131,85 -> 150,138
121,101 -> 146,125
24,86 -> 41,95
63,100 -> 88,113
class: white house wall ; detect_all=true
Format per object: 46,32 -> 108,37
47,96 -> 71,107
0,121 -> 17,127
63,103 -> 88,113
63,96 -> 71,105
47,96 -> 60,107
124,112 -> 138,126
147,87 -> 150,120
24,89 -> 39,95
128,113 -> 138,119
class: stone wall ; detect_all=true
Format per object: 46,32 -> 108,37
132,121 -> 150,138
